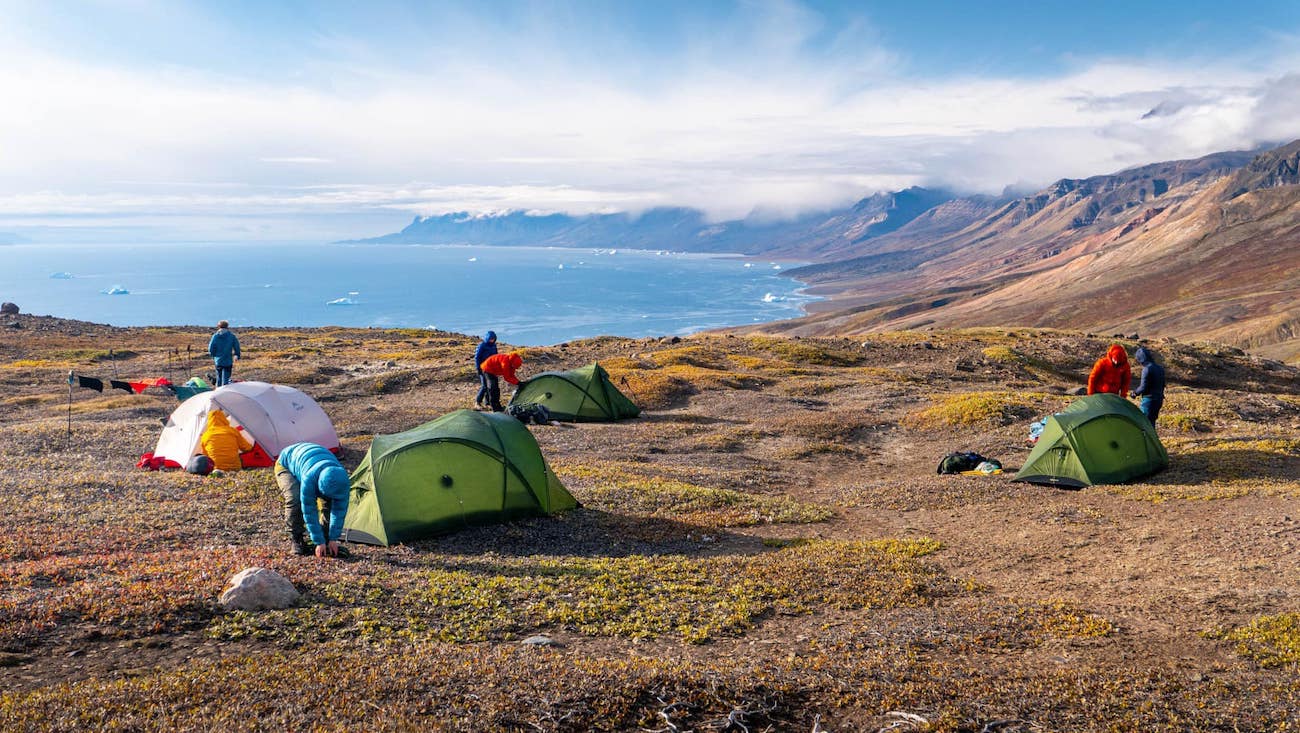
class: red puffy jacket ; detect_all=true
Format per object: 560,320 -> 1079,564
1087,344 -> 1131,398
481,352 -> 523,385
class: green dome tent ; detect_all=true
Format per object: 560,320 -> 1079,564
342,410 -> 578,546
509,362 -> 640,422
1014,393 -> 1168,488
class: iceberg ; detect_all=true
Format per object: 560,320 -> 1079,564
762,293 -> 785,303
103,285 -> 129,295
49,272 -> 74,279
325,297 -> 358,306
467,257 -> 478,262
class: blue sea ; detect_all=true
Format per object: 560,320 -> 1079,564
0,242 -> 814,345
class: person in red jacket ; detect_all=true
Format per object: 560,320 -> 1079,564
479,352 -> 523,411
1087,344 -> 1131,397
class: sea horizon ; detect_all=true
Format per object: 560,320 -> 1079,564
0,241 -> 817,345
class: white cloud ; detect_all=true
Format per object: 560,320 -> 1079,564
0,14 -> 1298,238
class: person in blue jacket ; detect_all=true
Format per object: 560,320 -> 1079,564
1132,346 -> 1166,429
274,442 -> 351,558
208,320 -> 241,387
473,330 -> 498,409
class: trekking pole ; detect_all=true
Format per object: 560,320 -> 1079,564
109,348 -> 117,378
618,375 -> 642,407
66,371 -> 73,446
186,344 -> 193,379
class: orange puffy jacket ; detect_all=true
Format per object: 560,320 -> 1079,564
480,352 -> 523,385
200,410 -> 253,471
1087,344 -> 1131,398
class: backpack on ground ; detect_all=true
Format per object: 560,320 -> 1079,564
507,402 -> 552,425
937,451 -> 988,475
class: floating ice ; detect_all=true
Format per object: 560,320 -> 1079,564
467,257 -> 477,262
743,263 -> 753,268
348,291 -> 360,296
772,264 -> 782,270
557,264 -> 564,270
325,297 -> 358,306
49,272 -> 74,279
103,285 -> 129,295
762,293 -> 785,303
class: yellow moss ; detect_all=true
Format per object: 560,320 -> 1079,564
1032,600 -> 1116,639
2,359 -> 62,369
559,468 -> 834,527
907,391 -> 1037,427
746,336 -> 863,367
981,346 -> 1023,363
650,345 -> 730,370
1210,613 -> 1300,667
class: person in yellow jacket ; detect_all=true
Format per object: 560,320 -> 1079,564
200,409 -> 252,471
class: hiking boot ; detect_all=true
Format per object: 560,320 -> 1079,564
334,545 -> 352,559
291,541 -> 314,556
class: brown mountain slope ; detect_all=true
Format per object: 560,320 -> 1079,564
762,142 -> 1300,361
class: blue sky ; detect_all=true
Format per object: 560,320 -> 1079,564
1,0 -> 1299,241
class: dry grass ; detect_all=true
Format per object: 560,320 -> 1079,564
3,320 -> 1300,730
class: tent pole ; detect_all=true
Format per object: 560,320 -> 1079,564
66,371 -> 73,446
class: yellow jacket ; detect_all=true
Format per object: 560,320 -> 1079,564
200,410 -> 253,471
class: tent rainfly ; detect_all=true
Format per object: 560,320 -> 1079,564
509,362 -> 640,422
152,381 -> 339,465
1013,393 -> 1168,488
342,410 -> 578,546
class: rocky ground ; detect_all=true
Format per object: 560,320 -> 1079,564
1,314 -> 1298,731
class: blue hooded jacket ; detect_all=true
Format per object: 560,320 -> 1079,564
278,442 -> 351,546
208,328 -> 241,367
473,331 -> 498,373
1132,346 -> 1166,401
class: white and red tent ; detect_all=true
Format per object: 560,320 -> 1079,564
152,381 -> 339,466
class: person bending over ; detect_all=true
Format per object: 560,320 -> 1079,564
274,442 -> 351,558
1087,344 -> 1131,398
480,352 -> 523,412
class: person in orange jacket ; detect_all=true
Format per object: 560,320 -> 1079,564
479,352 -> 523,411
200,409 -> 253,471
1087,344 -> 1131,398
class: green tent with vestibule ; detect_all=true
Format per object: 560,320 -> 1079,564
342,410 -> 578,546
508,361 -> 640,422
1013,393 -> 1168,489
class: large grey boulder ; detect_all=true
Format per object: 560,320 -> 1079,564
219,567 -> 299,612
0,303 -> 17,315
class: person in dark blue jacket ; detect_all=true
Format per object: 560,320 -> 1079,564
207,320 -> 241,387
473,330 -> 498,409
1132,346 -> 1166,429
274,442 -> 351,558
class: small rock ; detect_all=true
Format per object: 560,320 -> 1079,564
219,567 -> 299,612
384,360 -> 397,367
1066,386 -> 1087,396
5,321 -> 20,329
521,635 -> 553,646
669,336 -> 681,344
0,302 -> 17,315
920,341 -> 934,350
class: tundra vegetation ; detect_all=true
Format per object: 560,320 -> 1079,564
1,316 -> 1299,731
